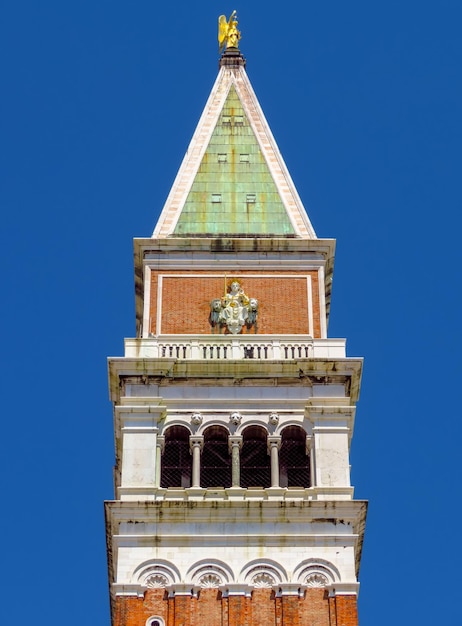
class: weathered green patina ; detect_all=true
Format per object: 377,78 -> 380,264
173,86 -> 295,236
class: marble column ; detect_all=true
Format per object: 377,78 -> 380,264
228,436 -> 243,487
189,436 -> 204,488
268,436 -> 282,488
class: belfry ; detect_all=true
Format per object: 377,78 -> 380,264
106,15 -> 367,626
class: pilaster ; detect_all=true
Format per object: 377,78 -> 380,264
116,404 -> 166,494
305,399 -> 355,490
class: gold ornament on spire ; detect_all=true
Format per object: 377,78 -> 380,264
218,10 -> 241,52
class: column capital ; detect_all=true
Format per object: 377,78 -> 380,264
326,582 -> 360,596
189,436 -> 204,452
278,583 -> 303,596
221,583 -> 252,597
305,434 -> 312,455
228,435 -> 243,452
267,435 -> 282,452
168,583 -> 198,597
157,435 -> 165,453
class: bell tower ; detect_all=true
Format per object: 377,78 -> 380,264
106,27 -> 367,626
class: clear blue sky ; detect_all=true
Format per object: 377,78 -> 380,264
1,1 -> 461,624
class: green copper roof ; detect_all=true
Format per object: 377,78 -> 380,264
173,86 -> 295,236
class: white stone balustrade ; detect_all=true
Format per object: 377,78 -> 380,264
125,336 -> 346,360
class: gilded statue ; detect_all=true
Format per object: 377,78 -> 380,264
218,11 -> 241,52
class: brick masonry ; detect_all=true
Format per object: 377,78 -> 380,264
149,272 -> 321,337
113,589 -> 359,625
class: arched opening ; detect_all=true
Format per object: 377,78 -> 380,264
160,426 -> 191,488
279,426 -> 310,488
240,426 -> 271,488
201,426 -> 232,488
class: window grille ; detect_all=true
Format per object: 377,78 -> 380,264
279,426 -> 310,488
201,426 -> 232,488
240,426 -> 271,488
160,426 -> 192,488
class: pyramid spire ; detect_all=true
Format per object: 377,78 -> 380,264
153,48 -> 317,239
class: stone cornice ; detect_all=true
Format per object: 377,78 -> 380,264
106,499 -> 366,531
108,357 -> 363,403
105,499 -> 367,584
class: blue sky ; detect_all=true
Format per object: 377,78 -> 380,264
1,1 -> 461,624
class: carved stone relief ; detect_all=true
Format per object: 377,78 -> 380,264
252,572 -> 275,588
210,280 -> 258,334
199,573 -> 222,588
305,573 -> 329,587
229,411 -> 242,426
190,412 -> 203,425
269,412 -> 279,425
145,574 -> 168,588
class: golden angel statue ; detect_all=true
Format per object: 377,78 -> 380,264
218,11 -> 241,52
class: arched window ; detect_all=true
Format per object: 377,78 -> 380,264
160,426 -> 191,488
240,426 -> 271,488
279,426 -> 310,488
201,426 -> 232,488
146,618 -> 164,626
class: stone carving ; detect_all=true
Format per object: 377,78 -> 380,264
269,412 -> 279,425
229,411 -> 242,426
145,574 -> 168,588
199,573 -> 222,588
305,573 -> 328,588
191,412 -> 203,426
209,280 -> 258,335
248,298 -> 258,327
252,572 -> 275,588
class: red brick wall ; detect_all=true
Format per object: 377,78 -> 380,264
113,589 -> 168,626
196,588 -> 223,624
332,594 -> 359,626
149,272 -> 321,337
113,589 -> 359,626
250,589 -> 276,625
300,589 -> 331,624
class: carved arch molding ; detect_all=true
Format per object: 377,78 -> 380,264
132,558 -> 340,590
